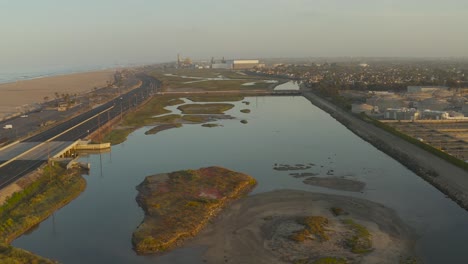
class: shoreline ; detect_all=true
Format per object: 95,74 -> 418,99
302,91 -> 468,210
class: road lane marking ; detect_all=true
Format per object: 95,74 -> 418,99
0,106 -> 114,170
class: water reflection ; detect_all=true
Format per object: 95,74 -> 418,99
12,96 -> 468,264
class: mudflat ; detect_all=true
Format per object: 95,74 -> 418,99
190,189 -> 415,264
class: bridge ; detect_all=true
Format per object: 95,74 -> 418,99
270,90 -> 302,96
158,89 -> 303,96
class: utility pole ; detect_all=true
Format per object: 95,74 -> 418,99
120,100 -> 123,121
47,140 -> 51,180
98,114 -> 101,143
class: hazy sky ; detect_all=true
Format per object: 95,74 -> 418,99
1,0 -> 467,71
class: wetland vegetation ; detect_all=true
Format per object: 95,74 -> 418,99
132,166 -> 256,254
177,103 -> 234,115
187,95 -> 244,102
148,69 -> 277,91
0,163 -> 86,263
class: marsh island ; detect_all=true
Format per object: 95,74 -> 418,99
132,166 -> 256,254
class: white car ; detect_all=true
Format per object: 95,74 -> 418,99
20,115 -> 28,118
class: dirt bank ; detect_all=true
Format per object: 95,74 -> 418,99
190,190 -> 415,264
302,91 -> 468,210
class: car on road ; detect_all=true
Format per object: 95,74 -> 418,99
20,115 -> 28,118
3,124 -> 13,129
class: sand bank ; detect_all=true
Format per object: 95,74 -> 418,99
190,190 -> 415,264
303,176 -> 366,192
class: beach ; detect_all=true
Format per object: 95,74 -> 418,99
0,70 -> 114,119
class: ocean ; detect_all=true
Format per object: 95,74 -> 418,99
0,63 -> 141,85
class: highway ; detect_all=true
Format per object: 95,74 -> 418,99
0,74 -> 159,189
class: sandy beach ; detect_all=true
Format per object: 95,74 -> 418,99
0,70 -> 114,118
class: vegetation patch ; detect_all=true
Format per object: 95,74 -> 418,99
102,96 -> 185,145
201,123 -> 220,128
0,243 -> 57,264
103,127 -> 135,145
181,115 -> 208,123
0,163 -> 86,262
313,257 -> 348,264
122,96 -> 183,127
149,68 -> 277,91
177,103 -> 234,114
152,114 -> 182,124
290,216 -> 330,242
132,166 -> 257,254
342,219 -> 373,254
330,207 -> 347,216
240,109 -> 251,113
240,120 -> 248,124
145,124 -> 182,135
187,95 -> 244,102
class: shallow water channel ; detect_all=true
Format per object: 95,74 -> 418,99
13,95 -> 468,264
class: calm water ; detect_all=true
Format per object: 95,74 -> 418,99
13,95 -> 468,264
274,81 -> 300,90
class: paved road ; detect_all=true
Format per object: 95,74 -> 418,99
0,74 -> 159,189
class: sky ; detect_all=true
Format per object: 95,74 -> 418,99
0,0 -> 467,71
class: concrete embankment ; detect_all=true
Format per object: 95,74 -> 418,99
302,91 -> 468,210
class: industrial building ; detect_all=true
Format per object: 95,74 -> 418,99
232,60 -> 261,69
420,110 -> 449,120
384,108 -> 419,120
407,86 -> 448,93
210,58 -> 262,70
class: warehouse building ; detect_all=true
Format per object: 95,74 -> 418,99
232,60 -> 261,69
210,59 -> 262,70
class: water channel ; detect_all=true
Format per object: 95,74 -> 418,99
12,91 -> 468,263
